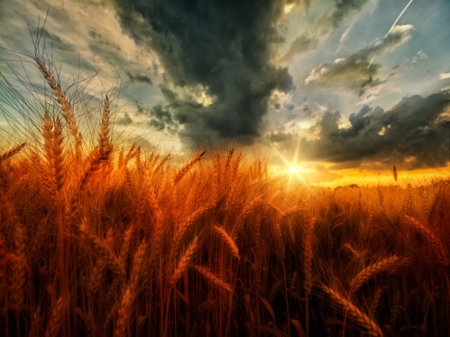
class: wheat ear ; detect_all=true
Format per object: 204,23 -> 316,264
349,256 -> 404,293
99,95 -> 112,158
153,153 -> 171,174
79,218 -> 125,278
403,215 -> 449,266
193,265 -> 232,292
129,241 -> 149,291
44,296 -> 66,337
173,150 -> 205,185
114,286 -> 133,337
0,143 -> 26,163
322,285 -> 383,337
212,225 -> 240,260
171,236 -> 199,286
29,307 -> 43,337
35,57 -> 82,156
9,222 -> 27,313
173,204 -> 212,253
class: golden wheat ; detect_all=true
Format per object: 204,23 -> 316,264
99,95 -> 112,158
114,286 -> 133,337
44,296 -> 66,337
212,225 -> 240,260
171,236 -> 199,287
9,222 -> 27,313
349,256 -> 404,293
193,265 -> 232,292
34,57 -> 82,156
0,143 -> 26,163
79,218 -> 125,278
173,150 -> 205,185
322,285 -> 383,337
403,215 -> 449,266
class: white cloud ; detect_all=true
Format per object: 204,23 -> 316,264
389,24 -> 414,35
417,50 -> 428,60
439,72 -> 450,80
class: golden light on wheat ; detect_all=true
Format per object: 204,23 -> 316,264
0,35 -> 450,337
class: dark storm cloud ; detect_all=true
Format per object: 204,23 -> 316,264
305,25 -> 413,96
271,91 -> 450,168
148,104 -> 175,131
125,71 -> 153,85
111,0 -> 294,145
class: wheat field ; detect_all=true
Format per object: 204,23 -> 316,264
1,53 -> 450,337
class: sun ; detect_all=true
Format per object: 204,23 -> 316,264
289,166 -> 300,174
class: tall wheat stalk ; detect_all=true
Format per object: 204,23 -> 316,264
0,143 -> 26,163
34,57 -> 82,158
322,285 -> 383,337
173,150 -> 205,185
349,256 -> 404,293
403,215 -> 449,266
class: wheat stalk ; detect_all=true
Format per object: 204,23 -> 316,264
173,150 -> 205,185
322,285 -> 383,337
35,56 -> 82,156
119,225 -> 134,271
129,241 -> 149,291
349,256 -> 404,293
79,218 -> 125,278
44,296 -> 66,337
0,143 -> 26,163
303,216 -> 316,297
88,259 -> 106,302
28,307 -> 43,337
153,153 -> 171,175
34,56 -> 82,158
212,225 -> 240,260
9,222 -> 27,313
114,286 -> 133,337
403,215 -> 449,266
231,196 -> 262,239
171,236 -> 199,286
193,265 -> 232,292
99,95 -> 112,158
42,115 -> 65,197
173,204 -> 212,253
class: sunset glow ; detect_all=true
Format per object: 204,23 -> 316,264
1,1 -> 450,336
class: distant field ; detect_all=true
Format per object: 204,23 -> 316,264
1,54 -> 450,337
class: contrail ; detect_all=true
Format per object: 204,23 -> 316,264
368,0 -> 414,69
385,0 -> 414,37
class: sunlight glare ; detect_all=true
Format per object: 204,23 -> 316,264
289,166 -> 299,174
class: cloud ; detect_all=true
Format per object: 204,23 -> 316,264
283,0 -> 375,62
305,25 -> 413,96
281,32 -> 315,62
116,112 -> 133,126
125,71 -> 152,85
439,72 -> 450,80
111,0 -> 295,145
148,104 -> 175,132
270,91 -> 450,168
314,0 -> 371,35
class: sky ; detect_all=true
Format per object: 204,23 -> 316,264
1,0 -> 450,186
